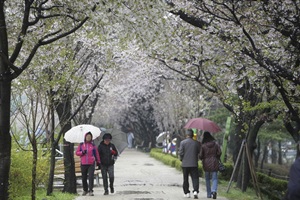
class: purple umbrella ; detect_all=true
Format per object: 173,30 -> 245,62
184,118 -> 221,133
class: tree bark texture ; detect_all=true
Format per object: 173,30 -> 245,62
0,81 -> 12,200
0,2 -> 11,199
55,96 -> 76,193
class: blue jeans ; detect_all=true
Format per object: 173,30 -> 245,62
205,171 -> 218,197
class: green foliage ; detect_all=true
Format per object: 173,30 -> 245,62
12,189 -> 76,200
256,172 -> 288,200
218,162 -> 234,181
257,118 -> 293,149
9,149 -> 33,198
209,107 -> 232,128
150,148 -> 182,170
9,143 -> 50,199
149,148 -> 232,179
220,179 -> 270,200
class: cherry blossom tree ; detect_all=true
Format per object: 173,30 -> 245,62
0,0 -> 101,198
146,0 -> 299,192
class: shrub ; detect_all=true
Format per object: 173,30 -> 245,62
9,145 -> 50,199
218,162 -> 233,180
150,148 -> 204,177
256,172 -> 288,200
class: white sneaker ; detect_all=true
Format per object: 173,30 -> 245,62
184,193 -> 190,198
193,191 -> 198,199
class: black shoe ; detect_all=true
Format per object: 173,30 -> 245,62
104,191 -> 109,195
89,191 -> 94,196
212,192 -> 217,199
111,188 -> 114,194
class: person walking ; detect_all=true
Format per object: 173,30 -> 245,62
98,133 -> 118,195
178,129 -> 201,199
199,131 -> 222,199
127,131 -> 135,148
75,131 -> 101,196
285,153 -> 300,199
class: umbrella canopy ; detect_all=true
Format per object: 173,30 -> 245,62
64,124 -> 101,143
156,132 -> 167,143
94,128 -> 128,155
184,118 -> 222,133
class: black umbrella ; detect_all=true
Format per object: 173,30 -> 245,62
94,128 -> 128,154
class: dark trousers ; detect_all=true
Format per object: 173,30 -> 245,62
182,167 -> 199,194
81,164 -> 95,192
101,165 -> 114,192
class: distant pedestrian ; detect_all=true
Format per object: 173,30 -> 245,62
162,138 -> 168,153
75,132 -> 100,196
285,156 -> 300,200
178,129 -> 201,199
98,133 -> 118,195
127,131 -> 134,148
199,131 -> 222,199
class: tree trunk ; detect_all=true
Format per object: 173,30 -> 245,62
278,141 -> 282,165
236,149 -> 251,192
260,144 -> 268,169
47,142 -> 57,195
271,140 -> 277,164
31,144 -> 38,200
0,80 -> 12,200
47,105 -> 56,195
63,142 -> 76,193
232,121 -> 244,182
254,138 -> 260,168
55,96 -> 77,193
0,5 -> 11,197
236,121 -> 263,192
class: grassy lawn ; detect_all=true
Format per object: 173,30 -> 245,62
218,179 -> 269,200
13,189 -> 77,200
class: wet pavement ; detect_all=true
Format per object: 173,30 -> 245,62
74,148 -> 228,200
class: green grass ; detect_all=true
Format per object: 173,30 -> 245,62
12,189 -> 77,200
211,179 -> 269,200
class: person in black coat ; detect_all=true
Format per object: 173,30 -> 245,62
286,156 -> 300,200
98,133 -> 118,195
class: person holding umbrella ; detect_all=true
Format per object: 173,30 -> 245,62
178,129 -> 201,199
199,131 -> 222,199
75,131 -> 101,196
98,133 -> 118,195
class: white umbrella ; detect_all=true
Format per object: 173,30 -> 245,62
156,132 -> 167,143
64,124 -> 101,143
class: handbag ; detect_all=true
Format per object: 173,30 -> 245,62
218,160 -> 226,172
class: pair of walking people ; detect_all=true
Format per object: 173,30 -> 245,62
179,129 -> 221,199
75,132 -> 118,196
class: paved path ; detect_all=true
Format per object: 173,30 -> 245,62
75,148 -> 228,200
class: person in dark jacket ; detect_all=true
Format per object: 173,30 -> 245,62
286,156 -> 300,200
98,133 -> 118,195
178,129 -> 201,199
199,131 -> 222,199
75,132 -> 100,196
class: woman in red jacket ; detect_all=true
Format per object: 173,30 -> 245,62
199,131 -> 222,199
76,131 -> 100,196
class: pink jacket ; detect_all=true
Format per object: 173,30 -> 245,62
76,142 -> 100,165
